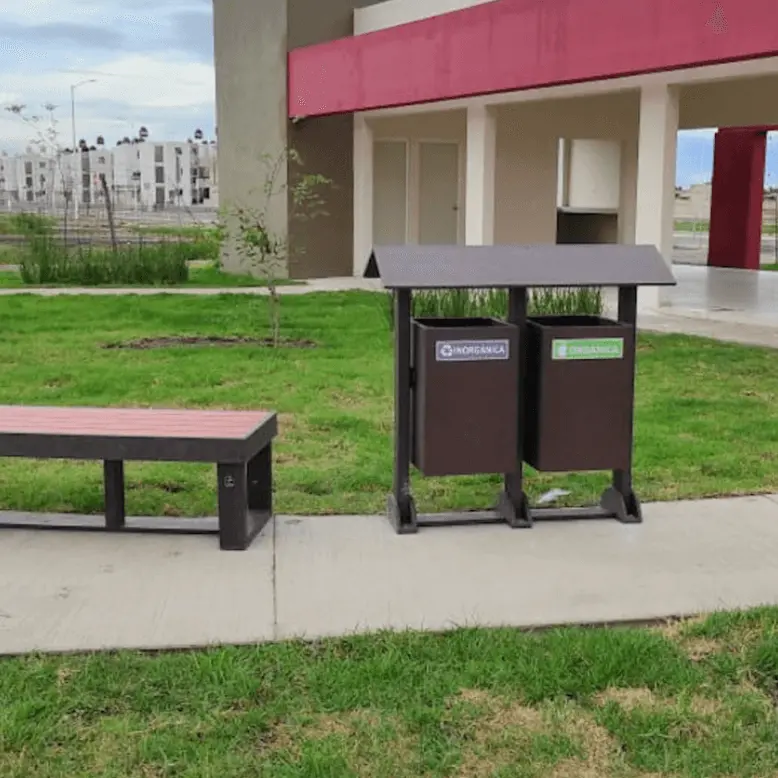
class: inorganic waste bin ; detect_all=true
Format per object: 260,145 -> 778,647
412,317 -> 519,476
523,315 -> 634,473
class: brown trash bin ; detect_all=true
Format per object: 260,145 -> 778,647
523,315 -> 635,473
412,317 -> 519,477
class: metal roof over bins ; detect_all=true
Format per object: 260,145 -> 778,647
364,244 -> 677,290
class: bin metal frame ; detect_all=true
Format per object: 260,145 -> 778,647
365,244 -> 676,535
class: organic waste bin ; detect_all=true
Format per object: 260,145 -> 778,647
524,314 -> 634,473
364,244 -> 675,534
412,317 -> 519,477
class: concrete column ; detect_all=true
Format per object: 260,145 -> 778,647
634,84 -> 679,311
213,0 -> 288,274
556,138 -> 571,209
465,104 -> 496,245
352,114 -> 374,276
708,128 -> 767,271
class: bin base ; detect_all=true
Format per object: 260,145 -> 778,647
385,488 -> 642,533
601,486 -> 643,524
387,493 -> 419,534
497,489 -> 533,529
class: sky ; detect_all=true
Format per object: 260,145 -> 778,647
0,1 -> 776,187
0,0 -> 215,151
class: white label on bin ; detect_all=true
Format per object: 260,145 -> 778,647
552,338 -> 624,361
435,339 -> 510,362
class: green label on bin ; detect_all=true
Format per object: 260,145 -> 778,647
552,338 -> 624,361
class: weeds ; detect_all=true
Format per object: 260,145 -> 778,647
17,235 -> 213,286
385,286 -> 604,328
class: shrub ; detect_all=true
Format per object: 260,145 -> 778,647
385,286 -> 603,329
19,236 -> 193,286
0,212 -> 54,236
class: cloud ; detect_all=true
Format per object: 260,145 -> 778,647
167,10 -> 214,63
0,2 -> 216,153
1,21 -> 125,50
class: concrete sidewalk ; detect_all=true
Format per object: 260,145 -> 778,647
0,277 -> 383,296
2,493 -> 778,655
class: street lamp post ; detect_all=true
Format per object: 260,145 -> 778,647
70,79 -> 97,220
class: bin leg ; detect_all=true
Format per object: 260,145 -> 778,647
499,286 -> 532,528
602,285 -> 642,524
389,288 -> 418,534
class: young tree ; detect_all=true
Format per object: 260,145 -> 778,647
227,148 -> 330,347
5,102 -> 69,221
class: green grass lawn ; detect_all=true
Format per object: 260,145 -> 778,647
0,265 -> 296,288
4,608 -> 778,776
130,223 -> 219,239
675,219 -> 778,234
0,292 -> 776,518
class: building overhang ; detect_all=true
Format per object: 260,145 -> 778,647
288,0 -> 778,118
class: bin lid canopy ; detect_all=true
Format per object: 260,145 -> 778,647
364,244 -> 676,289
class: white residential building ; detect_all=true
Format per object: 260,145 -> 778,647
0,153 -> 20,208
0,140 -> 219,213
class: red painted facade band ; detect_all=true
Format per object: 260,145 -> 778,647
288,0 -> 778,117
708,129 -> 768,271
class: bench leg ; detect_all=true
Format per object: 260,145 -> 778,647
248,443 -> 273,514
218,446 -> 272,551
104,460 -> 125,530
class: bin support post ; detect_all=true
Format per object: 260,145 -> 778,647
601,285 -> 643,524
388,288 -> 418,533
499,286 -> 532,528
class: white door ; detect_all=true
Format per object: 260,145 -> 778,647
373,141 -> 408,245
418,141 -> 460,244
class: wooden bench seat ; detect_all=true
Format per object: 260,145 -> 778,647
0,406 -> 278,550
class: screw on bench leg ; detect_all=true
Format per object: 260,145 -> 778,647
217,462 -> 249,551
104,460 -> 125,530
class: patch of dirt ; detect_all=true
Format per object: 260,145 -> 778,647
595,687 -> 723,717
596,687 -> 659,710
263,710 -> 416,775
655,618 -> 724,662
683,637 -> 722,661
103,335 -> 317,350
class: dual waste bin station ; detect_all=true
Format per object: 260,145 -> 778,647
364,244 -> 676,534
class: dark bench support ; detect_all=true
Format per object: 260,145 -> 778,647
218,444 -> 273,551
97,447 -> 273,551
104,460 -> 125,531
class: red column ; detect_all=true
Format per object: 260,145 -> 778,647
708,128 -> 767,270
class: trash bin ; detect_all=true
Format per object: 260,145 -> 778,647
412,317 -> 519,476
523,314 -> 635,472
363,243 -> 675,533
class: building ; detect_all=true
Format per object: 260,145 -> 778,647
13,152 -> 58,208
112,143 -> 142,210
0,153 -> 20,208
213,0 -> 778,303
0,141 -> 219,214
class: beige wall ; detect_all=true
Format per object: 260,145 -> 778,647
494,112 -> 559,243
494,92 -> 641,244
368,91 -> 645,249
354,0 -> 493,33
679,75 -> 778,129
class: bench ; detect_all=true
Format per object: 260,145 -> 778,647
0,406 -> 277,551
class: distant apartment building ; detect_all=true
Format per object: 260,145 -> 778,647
0,141 -> 218,212
136,141 -> 219,210
0,153 -> 20,207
